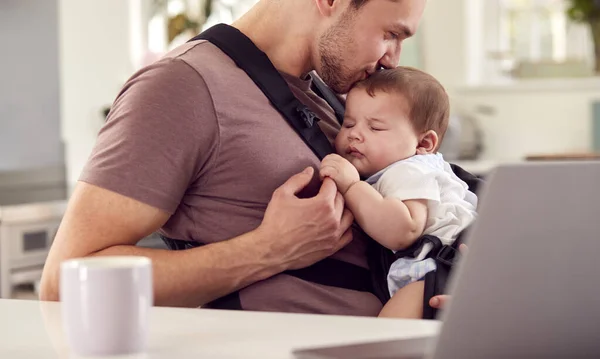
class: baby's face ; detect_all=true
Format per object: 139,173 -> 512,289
335,88 -> 419,178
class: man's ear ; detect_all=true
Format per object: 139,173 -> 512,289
416,130 -> 439,155
314,0 -> 344,18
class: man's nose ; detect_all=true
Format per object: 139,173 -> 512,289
379,42 -> 402,69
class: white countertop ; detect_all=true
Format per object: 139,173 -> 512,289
0,299 -> 440,358
456,76 -> 600,94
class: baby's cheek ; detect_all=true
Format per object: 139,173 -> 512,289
334,134 -> 346,153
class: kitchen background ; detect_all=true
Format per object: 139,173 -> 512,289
1,0 -> 599,299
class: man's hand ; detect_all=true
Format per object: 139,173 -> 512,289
319,154 -> 360,194
257,167 -> 355,270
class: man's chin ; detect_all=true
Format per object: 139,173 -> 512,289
328,83 -> 351,95
319,74 -> 353,95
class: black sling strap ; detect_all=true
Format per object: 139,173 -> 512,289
160,24 -> 376,310
310,72 -> 345,124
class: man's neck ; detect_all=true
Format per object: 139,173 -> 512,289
232,0 -> 316,78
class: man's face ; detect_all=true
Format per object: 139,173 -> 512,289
316,0 -> 426,94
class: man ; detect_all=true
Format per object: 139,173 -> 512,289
40,0 -> 449,315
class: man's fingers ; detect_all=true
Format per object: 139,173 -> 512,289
336,227 -> 354,251
334,191 -> 345,221
316,177 -> 338,202
340,208 -> 354,232
319,166 -> 336,180
429,295 -> 449,309
458,243 -> 469,254
278,167 -> 315,196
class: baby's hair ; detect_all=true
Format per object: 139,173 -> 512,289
353,67 -> 450,148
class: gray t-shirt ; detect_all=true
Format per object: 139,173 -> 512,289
80,40 -> 382,316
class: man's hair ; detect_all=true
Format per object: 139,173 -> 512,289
353,67 -> 450,146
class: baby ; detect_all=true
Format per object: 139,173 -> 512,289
320,67 -> 477,318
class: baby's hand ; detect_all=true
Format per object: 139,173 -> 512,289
320,154 -> 360,194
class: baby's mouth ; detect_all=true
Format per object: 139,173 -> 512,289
346,146 -> 364,159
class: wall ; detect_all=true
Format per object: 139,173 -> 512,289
58,0 -> 135,191
419,0 -> 467,95
0,0 -> 63,171
456,81 -> 600,161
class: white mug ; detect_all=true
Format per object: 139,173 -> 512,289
60,256 -> 153,357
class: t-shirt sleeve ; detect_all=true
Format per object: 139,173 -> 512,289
374,162 -> 440,202
79,58 -> 219,214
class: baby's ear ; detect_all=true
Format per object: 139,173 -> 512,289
416,130 -> 439,155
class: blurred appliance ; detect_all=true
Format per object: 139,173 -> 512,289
0,166 -> 67,298
439,113 -> 484,161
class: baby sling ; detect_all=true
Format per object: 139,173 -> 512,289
161,23 -> 484,318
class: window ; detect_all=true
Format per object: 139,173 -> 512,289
468,0 -> 594,84
147,0 -> 209,53
128,0 -> 212,70
143,0 -> 257,58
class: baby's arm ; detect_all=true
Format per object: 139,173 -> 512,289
344,181 -> 428,251
319,154 -> 428,251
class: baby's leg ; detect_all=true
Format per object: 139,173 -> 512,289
378,280 -> 424,319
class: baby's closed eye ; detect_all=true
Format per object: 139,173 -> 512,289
370,126 -> 387,131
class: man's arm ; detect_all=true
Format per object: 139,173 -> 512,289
40,169 -> 354,307
343,181 -> 428,252
40,182 -> 280,307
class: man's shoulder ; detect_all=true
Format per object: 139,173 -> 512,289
162,40 -> 240,82
116,40 -> 245,110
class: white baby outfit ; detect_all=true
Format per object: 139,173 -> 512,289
365,153 -> 478,296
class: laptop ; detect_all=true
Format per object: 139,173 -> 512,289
293,161 -> 600,358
